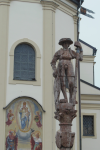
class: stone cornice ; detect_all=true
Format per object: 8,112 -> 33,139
10,0 -> 40,3
54,0 -> 77,15
0,0 -> 10,5
81,103 -> 100,110
73,15 -> 78,24
81,94 -> 100,101
82,55 -> 96,63
41,1 -> 59,12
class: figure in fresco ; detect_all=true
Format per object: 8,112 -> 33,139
34,111 -> 42,128
30,131 -> 42,150
19,102 -> 30,130
51,38 -> 83,105
6,109 -> 15,126
5,129 -> 18,150
25,107 -> 30,127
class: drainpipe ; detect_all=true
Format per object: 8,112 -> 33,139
77,0 -> 82,150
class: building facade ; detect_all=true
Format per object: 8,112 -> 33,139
80,40 -> 100,150
0,0 -> 83,150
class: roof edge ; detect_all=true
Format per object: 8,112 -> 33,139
80,79 -> 100,90
70,0 -> 84,6
79,39 -> 97,51
79,39 -> 97,56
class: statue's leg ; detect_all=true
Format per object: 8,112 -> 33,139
67,76 -> 74,103
61,76 -> 68,103
54,77 -> 61,104
67,61 -> 75,104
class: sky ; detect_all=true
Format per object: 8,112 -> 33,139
79,0 -> 100,87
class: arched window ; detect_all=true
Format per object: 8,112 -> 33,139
14,43 -> 35,81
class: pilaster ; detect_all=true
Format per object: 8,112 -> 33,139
41,1 -> 59,12
41,1 -> 58,150
0,0 -> 10,149
73,15 -> 78,41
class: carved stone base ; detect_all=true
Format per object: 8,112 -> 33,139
55,99 -> 77,150
56,131 -> 75,149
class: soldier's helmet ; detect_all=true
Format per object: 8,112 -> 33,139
59,38 -> 73,46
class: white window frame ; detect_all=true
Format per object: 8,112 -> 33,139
81,113 -> 97,139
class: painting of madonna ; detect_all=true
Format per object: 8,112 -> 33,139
19,102 -> 30,130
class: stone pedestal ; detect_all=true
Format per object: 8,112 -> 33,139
55,99 -> 77,150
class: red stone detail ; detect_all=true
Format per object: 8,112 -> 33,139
55,101 -> 77,149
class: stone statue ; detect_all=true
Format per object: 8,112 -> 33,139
51,38 -> 83,106
51,38 -> 83,150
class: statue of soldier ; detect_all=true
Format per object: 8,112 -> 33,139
51,38 -> 83,106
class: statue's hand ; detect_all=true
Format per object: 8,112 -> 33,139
53,70 -> 57,78
74,41 -> 82,49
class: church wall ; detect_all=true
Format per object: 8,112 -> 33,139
80,42 -> 93,56
80,41 -> 100,150
0,1 -> 10,149
55,9 -> 74,52
81,108 -> 100,150
80,82 -> 100,95
80,62 -> 93,84
2,1 -> 80,150
6,1 -> 43,105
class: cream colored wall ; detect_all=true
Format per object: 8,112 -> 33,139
7,1 -> 43,105
81,82 -> 100,95
80,62 -> 93,84
0,1 -> 10,149
55,9 -> 74,51
4,1 -> 79,150
41,1 -> 58,150
80,42 -> 93,55
81,108 -> 100,150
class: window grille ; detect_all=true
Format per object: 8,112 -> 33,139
83,115 -> 94,136
14,43 -> 35,81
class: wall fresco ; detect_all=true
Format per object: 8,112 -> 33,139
5,97 -> 43,150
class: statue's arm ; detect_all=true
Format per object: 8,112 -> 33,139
70,49 -> 83,61
69,49 -> 76,59
51,53 -> 58,71
74,41 -> 83,61
51,52 -> 59,78
79,49 -> 83,61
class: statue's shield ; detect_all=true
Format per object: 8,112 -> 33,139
56,131 -> 61,148
61,132 -> 71,147
70,132 -> 75,148
54,77 -> 61,103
